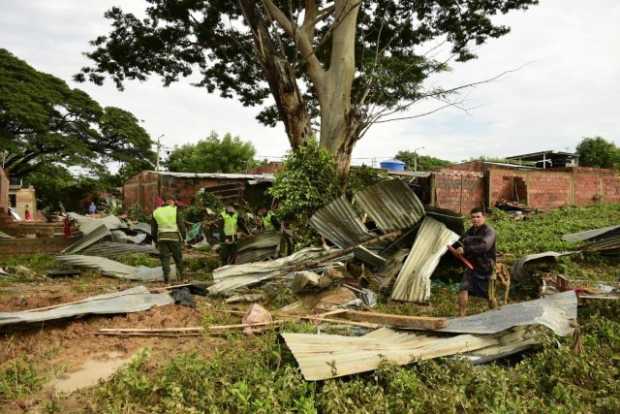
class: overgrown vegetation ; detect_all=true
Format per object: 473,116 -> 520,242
84,308 -> 620,413
270,140 -> 341,222
0,359 -> 43,403
489,204 -> 620,256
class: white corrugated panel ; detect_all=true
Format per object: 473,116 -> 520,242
391,217 -> 459,302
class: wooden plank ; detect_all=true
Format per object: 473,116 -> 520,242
339,310 -> 447,330
208,320 -> 286,331
301,316 -> 380,329
98,327 -> 203,333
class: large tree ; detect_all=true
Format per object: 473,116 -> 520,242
77,0 -> 537,175
0,48 -> 155,179
166,131 -> 256,173
576,137 -> 619,169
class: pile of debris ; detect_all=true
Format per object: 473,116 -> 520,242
53,213 -> 176,282
510,224 -> 620,299
208,180 -> 462,307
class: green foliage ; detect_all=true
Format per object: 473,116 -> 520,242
92,335 -> 318,413
86,311 -> 620,413
576,136 -> 620,169
0,359 -> 43,402
395,151 -> 453,171
269,140 -> 341,221
0,48 -> 154,179
489,204 -> 620,256
77,1 -> 538,153
346,165 -> 384,195
166,131 -> 256,173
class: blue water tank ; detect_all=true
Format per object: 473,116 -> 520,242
380,159 -> 406,172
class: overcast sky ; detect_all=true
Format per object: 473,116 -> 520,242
1,1 -> 618,165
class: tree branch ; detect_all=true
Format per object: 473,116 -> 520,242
262,0 -> 325,84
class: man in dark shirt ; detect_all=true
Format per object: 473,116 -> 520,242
455,207 -> 497,316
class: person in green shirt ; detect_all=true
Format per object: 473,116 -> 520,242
152,195 -> 186,282
219,206 -> 239,264
257,207 -> 277,232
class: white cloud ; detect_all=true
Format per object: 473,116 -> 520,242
1,0 -> 618,165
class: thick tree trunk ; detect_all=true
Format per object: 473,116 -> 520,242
318,0 -> 361,178
239,0 -> 312,149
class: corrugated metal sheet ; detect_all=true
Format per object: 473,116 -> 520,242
353,180 -> 425,232
67,213 -> 126,235
209,247 -> 336,295
440,291 -> 577,336
152,171 -> 275,182
282,292 -> 576,380
510,251 -> 577,280
0,286 -> 173,326
56,255 -> 175,282
62,224 -> 111,254
81,241 -> 159,258
391,217 -> 460,302
562,225 -> 620,243
282,328 -> 498,381
310,196 -> 371,248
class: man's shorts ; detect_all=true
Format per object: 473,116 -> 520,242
459,269 -> 492,299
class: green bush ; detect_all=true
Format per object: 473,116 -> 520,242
269,140 -> 341,221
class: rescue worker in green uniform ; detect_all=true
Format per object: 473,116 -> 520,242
257,208 -> 277,232
220,206 -> 239,264
152,195 -> 186,282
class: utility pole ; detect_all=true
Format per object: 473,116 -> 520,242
155,134 -> 165,171
412,146 -> 425,171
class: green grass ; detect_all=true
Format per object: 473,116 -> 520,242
0,358 -> 43,403
80,306 -> 620,413
490,203 -> 620,256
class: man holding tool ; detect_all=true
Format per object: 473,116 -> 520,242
451,207 -> 497,316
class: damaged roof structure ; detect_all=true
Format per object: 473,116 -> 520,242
282,291 -> 578,381
123,170 -> 275,214
0,286 -> 173,327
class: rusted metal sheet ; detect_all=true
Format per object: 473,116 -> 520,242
391,217 -> 460,303
310,196 -> 371,248
353,180 -> 425,232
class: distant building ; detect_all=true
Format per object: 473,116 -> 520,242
504,150 -> 578,168
8,177 -> 37,220
123,171 -> 275,214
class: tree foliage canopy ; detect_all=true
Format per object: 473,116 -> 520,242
576,137 -> 619,169
166,131 -> 256,173
395,150 -> 452,171
77,0 -> 538,173
0,48 -> 154,178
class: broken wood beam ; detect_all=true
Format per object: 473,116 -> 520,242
96,327 -> 204,337
301,316 -> 381,329
207,320 -> 287,331
338,310 -> 447,330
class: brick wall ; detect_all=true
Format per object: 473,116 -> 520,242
0,168 -> 8,213
123,172 -> 249,214
432,171 -> 486,214
0,236 -> 76,257
487,166 -> 620,210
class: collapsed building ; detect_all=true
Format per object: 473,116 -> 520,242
123,171 -> 275,214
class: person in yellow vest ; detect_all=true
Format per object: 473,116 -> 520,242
257,207 -> 276,232
220,206 -> 239,264
152,195 -> 186,282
